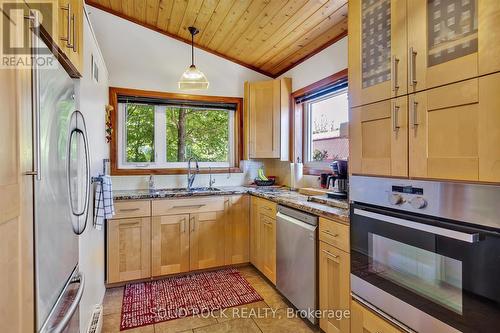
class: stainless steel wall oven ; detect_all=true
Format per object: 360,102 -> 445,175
350,176 -> 500,333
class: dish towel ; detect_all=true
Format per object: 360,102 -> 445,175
94,175 -> 115,230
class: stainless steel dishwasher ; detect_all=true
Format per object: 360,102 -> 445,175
276,205 -> 318,324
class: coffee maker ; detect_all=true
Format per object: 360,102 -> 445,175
326,160 -> 348,199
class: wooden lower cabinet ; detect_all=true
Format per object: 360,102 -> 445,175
106,195 -> 252,283
151,214 -> 189,276
351,300 -> 403,333
107,217 -> 151,283
319,241 -> 350,333
189,211 -> 226,270
250,196 -> 277,284
225,195 -> 250,265
259,213 -> 276,284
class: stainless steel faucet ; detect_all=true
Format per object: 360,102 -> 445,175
208,167 -> 215,189
187,157 -> 199,191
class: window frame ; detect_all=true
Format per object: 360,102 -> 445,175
109,87 -> 244,175
290,69 -> 348,175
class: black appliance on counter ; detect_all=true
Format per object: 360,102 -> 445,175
326,160 -> 348,199
349,176 -> 500,333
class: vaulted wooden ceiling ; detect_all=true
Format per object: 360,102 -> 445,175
86,0 -> 348,77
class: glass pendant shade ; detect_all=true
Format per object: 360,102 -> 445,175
178,26 -> 209,90
178,64 -> 209,90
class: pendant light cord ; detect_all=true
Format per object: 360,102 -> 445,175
191,32 -> 194,67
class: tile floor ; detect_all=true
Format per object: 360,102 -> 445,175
102,265 -> 320,333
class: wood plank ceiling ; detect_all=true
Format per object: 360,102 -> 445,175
85,0 -> 348,77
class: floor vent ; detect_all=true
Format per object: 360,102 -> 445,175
87,304 -> 103,333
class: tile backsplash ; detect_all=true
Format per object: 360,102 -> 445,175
111,160 -> 264,190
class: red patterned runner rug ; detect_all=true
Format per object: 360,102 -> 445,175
120,267 -> 263,330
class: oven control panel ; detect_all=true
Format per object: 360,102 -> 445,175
390,186 -> 427,209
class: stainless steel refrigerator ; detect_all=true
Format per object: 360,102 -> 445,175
27,13 -> 91,333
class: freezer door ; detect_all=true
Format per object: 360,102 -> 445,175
34,36 -> 79,331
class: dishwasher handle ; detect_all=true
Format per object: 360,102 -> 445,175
276,212 -> 317,231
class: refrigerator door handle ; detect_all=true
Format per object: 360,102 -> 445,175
67,111 -> 91,235
51,272 -> 85,333
40,272 -> 85,333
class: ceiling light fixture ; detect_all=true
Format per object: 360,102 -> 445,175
178,26 -> 209,90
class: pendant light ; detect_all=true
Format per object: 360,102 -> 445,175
178,26 -> 209,90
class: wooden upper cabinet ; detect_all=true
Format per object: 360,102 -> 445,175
225,195 -> 250,265
107,217 -> 151,283
244,78 -> 291,160
151,214 -> 190,276
189,211 -> 226,270
408,0 -> 500,93
349,0 -> 408,108
350,96 -> 408,177
319,242 -> 350,333
409,72 -> 500,182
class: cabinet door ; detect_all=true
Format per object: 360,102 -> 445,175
410,72 -> 500,182
151,214 -> 189,277
246,79 -> 281,158
351,300 -> 403,333
225,195 -> 250,265
349,0 -> 407,107
250,196 -> 260,268
57,0 -> 83,75
350,96 -> 408,177
189,211 -> 225,270
408,0 -> 500,93
319,242 -> 350,333
107,217 -> 151,283
259,213 -> 276,284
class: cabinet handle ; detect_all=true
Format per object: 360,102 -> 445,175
392,102 -> 400,132
172,204 -> 205,209
391,55 -> 400,92
23,12 -> 41,180
409,47 -> 417,87
411,100 -> 419,128
190,217 -> 195,232
322,230 -> 339,237
71,13 -> 76,52
60,3 -> 73,48
322,249 -> 340,260
120,221 -> 140,227
119,208 -> 140,212
181,218 -> 186,233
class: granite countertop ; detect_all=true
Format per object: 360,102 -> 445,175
113,186 -> 349,223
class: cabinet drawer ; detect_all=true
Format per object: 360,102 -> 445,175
351,300 -> 403,333
113,200 -> 151,219
319,217 -> 349,252
152,197 -> 227,216
257,198 -> 277,218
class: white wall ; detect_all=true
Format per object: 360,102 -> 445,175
279,36 -> 348,92
76,10 -> 109,330
86,6 -> 270,97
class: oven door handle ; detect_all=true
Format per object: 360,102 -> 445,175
354,209 -> 480,243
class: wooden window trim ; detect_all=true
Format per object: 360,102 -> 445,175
109,87 -> 244,176
290,69 -> 348,176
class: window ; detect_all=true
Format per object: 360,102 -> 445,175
291,69 -> 349,174
110,87 -> 243,175
304,89 -> 349,165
